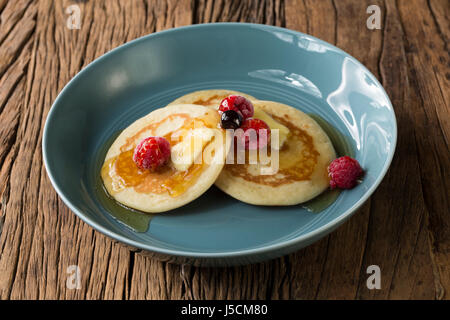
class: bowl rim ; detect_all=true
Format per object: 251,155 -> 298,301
42,22 -> 397,259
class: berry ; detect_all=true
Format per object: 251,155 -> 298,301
238,118 -> 271,150
133,136 -> 171,171
327,156 -> 363,189
219,95 -> 254,120
221,110 -> 243,129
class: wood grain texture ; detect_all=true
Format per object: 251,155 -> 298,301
0,0 -> 448,300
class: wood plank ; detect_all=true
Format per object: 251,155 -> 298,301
395,0 -> 450,299
0,0 -> 37,299
348,2 -> 433,299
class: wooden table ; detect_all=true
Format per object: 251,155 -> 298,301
0,0 -> 448,300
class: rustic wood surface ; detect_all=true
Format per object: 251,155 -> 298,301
0,0 -> 448,300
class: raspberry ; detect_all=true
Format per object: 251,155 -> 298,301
219,95 -> 254,120
133,136 -> 171,171
327,156 -> 363,189
237,118 -> 271,150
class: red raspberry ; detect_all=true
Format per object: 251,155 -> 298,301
237,118 -> 271,150
327,156 -> 363,189
133,136 -> 171,171
219,95 -> 254,120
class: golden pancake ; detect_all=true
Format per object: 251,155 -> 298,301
216,100 -> 336,205
101,104 -> 230,213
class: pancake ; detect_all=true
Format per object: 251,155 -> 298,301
167,89 -> 257,109
166,91 -> 337,206
101,104 -> 230,213
215,100 -> 336,205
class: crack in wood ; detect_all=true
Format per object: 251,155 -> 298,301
0,215 -> 4,239
331,0 -> 338,45
127,251 -> 135,298
426,0 -> 449,51
0,0 -> 35,46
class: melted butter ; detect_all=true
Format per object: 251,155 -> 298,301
225,115 -> 319,186
101,111 -> 220,198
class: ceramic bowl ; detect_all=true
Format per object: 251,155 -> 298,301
43,23 -> 396,266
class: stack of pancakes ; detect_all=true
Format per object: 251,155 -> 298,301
101,90 -> 336,212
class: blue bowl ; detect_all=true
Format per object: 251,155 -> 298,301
43,23 -> 396,266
